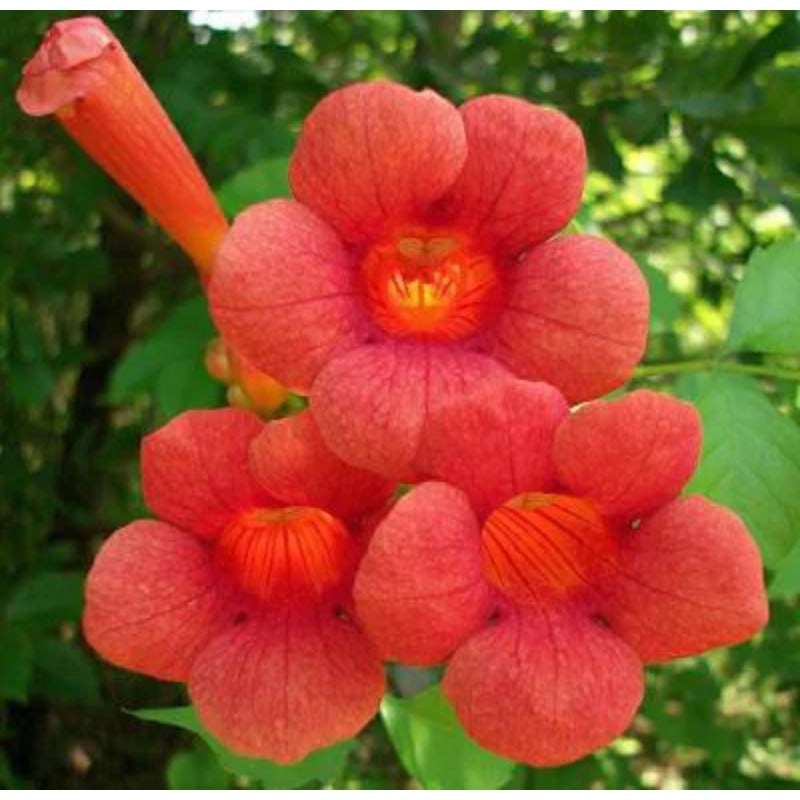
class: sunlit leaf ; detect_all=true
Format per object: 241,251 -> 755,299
216,156 -> 291,217
380,685 -> 516,790
769,538 -> 800,599
727,239 -> 800,354
677,372 -> 800,570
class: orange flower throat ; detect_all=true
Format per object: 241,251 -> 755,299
481,493 -> 616,603
217,506 -> 354,605
362,232 -> 498,341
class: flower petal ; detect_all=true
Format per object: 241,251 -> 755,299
249,411 -> 394,521
354,482 -> 492,665
554,390 -> 701,522
83,520 -> 235,682
599,496 -> 768,663
209,200 -> 369,392
483,234 -> 649,403
443,603 -> 643,766
289,81 -> 467,243
310,341 -> 510,478
189,607 -> 384,763
418,378 -> 568,518
439,95 -> 586,256
142,408 -> 269,539
17,16 -> 114,115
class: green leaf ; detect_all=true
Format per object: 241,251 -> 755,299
7,305 -> 55,409
107,296 -> 223,416
720,66 -> 800,176
639,261 -> 682,334
584,118 -> 624,181
131,705 -> 352,787
154,353 -> 223,419
663,153 -> 742,210
0,627 -> 33,702
166,748 -> 229,790
676,372 -> 800,570
672,88 -> 756,121
527,755 -> 603,789
5,571 -> 84,629
727,239 -> 800,355
216,157 -> 291,217
30,639 -> 100,704
640,663 -> 724,751
614,98 -> 668,146
380,685 -> 515,789
769,537 -> 800,599
8,359 -> 56,409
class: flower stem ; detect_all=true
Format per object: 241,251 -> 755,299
633,359 -> 800,382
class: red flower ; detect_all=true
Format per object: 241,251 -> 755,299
83,408 -> 393,763
17,16 -> 227,277
209,82 -> 649,477
353,384 -> 768,766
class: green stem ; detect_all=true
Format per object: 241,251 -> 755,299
633,359 -> 800,382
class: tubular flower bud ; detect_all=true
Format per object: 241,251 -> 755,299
17,16 -> 228,276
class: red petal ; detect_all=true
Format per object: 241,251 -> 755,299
83,520 -> 235,682
354,482 -> 491,665
189,607 -> 384,763
17,16 -> 227,276
17,16 -> 113,114
209,200 -> 369,392
141,408 -> 269,539
443,603 -> 643,766
249,411 -> 394,521
310,341 -> 509,478
439,95 -> 586,256
599,496 -> 768,663
483,235 -> 649,403
418,378 -> 568,518
289,81 -> 467,244
554,390 -> 701,522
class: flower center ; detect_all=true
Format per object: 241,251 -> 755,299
481,493 -> 615,604
217,506 -> 354,605
361,231 -> 499,341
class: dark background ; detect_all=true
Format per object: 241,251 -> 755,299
0,10 -> 798,789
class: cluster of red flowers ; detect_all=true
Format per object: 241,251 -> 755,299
18,17 -> 768,768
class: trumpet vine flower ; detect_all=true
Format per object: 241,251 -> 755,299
84,408 -> 393,763
353,385 -> 768,766
209,81 -> 650,477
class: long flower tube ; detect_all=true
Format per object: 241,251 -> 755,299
17,15 -> 227,278
17,16 -> 287,411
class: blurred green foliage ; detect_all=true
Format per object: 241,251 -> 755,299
0,9 -> 798,789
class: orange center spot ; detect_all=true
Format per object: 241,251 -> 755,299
217,506 -> 354,605
481,493 -> 615,604
361,231 -> 498,341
